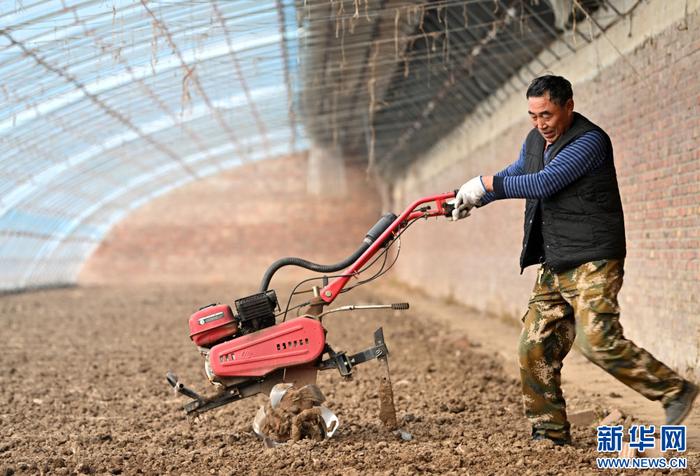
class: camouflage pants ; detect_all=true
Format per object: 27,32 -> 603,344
518,259 -> 685,441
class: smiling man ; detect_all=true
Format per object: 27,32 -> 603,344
452,75 -> 697,445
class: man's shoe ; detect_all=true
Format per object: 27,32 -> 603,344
532,433 -> 571,446
664,381 -> 699,425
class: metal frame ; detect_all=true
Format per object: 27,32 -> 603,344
0,0 -> 640,291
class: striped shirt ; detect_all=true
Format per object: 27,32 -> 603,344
480,129 -> 608,205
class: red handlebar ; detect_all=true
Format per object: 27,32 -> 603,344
318,191 -> 456,303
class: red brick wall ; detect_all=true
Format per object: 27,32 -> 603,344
579,16 -> 700,375
79,154 -> 381,294
393,10 -> 700,377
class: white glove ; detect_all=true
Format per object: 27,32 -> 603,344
449,198 -> 472,221
455,176 -> 486,209
451,176 -> 486,221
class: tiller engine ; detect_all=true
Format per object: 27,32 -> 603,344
167,192 -> 457,442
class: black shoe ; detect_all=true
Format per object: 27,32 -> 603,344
664,381 -> 699,425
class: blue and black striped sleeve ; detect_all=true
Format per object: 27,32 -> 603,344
489,130 -> 608,201
478,143 -> 527,206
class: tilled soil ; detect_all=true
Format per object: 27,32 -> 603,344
1,283 -> 697,475
259,385 -> 327,442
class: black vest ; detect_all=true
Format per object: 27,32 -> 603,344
520,113 -> 626,273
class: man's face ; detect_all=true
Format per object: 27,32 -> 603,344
527,93 -> 574,145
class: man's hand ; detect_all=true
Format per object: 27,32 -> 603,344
454,176 -> 486,211
448,198 -> 472,221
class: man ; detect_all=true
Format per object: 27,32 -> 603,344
452,74 -> 698,445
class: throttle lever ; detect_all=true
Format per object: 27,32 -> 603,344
441,189 -> 459,217
318,302 -> 410,318
442,201 -> 456,217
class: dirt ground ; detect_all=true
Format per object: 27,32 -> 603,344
2,280 -> 698,475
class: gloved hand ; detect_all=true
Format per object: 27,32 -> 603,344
449,199 -> 472,221
455,176 -> 486,209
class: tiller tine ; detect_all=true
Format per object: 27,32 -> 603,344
374,328 -> 398,430
318,327 -> 398,429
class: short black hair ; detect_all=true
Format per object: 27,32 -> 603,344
526,75 -> 573,106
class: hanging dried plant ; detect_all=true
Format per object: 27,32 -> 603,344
443,5 -> 449,65
340,17 -> 346,67
150,19 -> 159,75
394,8 -> 400,60
181,65 -> 196,115
366,41 -> 380,172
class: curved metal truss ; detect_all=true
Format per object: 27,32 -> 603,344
0,0 -> 636,291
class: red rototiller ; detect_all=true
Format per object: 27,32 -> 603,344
167,192 -> 457,441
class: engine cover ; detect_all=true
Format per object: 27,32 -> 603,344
189,304 -> 238,347
209,317 -> 325,378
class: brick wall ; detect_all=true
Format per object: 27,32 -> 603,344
79,154 -> 381,294
582,15 -> 700,377
392,8 -> 700,378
